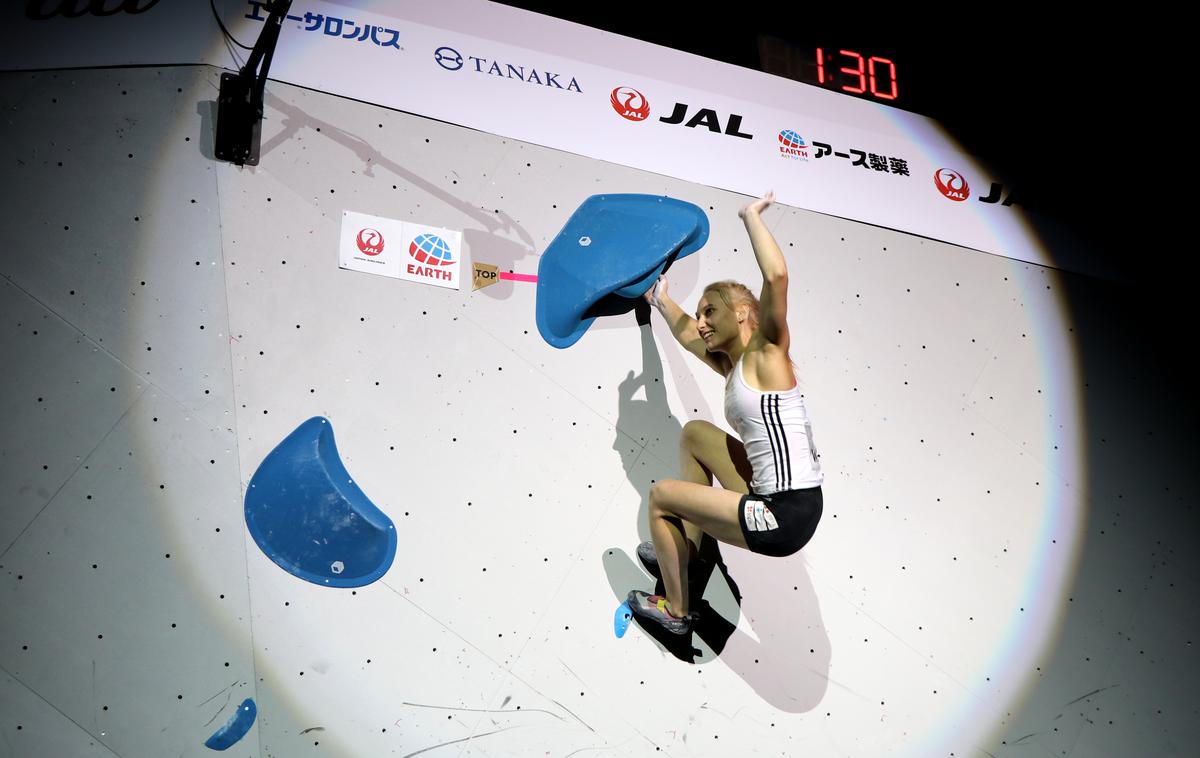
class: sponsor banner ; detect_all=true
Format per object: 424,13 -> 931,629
339,211 -> 462,291
339,210 -> 403,279
2,0 -> 206,68
0,0 -> 1079,276
24,0 -> 163,20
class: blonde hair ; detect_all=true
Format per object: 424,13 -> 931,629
702,280 -> 759,331
704,280 -> 800,383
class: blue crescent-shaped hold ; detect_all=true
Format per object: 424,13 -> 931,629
614,601 -> 633,638
244,417 -> 397,588
204,698 -> 257,751
536,194 -> 709,349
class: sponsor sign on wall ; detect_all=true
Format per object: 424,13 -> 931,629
23,0 -> 162,19
0,0 -> 1083,276
339,211 -> 462,290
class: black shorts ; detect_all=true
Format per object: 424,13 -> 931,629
738,486 -> 823,557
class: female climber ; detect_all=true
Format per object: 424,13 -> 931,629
628,191 -> 824,634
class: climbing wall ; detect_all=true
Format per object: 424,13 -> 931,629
0,66 -> 1196,758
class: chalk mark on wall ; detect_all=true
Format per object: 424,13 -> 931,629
398,725 -> 532,758
197,680 -> 241,709
400,701 -> 565,721
1063,683 -> 1118,707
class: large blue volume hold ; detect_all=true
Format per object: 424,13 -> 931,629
204,698 -> 256,751
244,417 -> 397,588
536,194 -> 709,348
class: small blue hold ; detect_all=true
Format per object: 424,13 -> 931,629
614,601 -> 633,638
204,698 -> 256,751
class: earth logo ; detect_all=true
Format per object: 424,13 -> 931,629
409,233 -> 454,266
777,130 -> 810,161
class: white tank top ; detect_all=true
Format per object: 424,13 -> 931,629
724,353 -> 823,495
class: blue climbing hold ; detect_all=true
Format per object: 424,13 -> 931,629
244,417 -> 397,588
536,194 -> 709,348
614,601 -> 633,638
204,698 -> 256,751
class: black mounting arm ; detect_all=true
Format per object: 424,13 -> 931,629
214,0 -> 293,166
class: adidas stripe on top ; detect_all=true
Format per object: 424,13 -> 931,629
723,354 -> 823,495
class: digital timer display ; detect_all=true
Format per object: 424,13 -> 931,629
816,48 -> 898,101
758,37 -> 902,105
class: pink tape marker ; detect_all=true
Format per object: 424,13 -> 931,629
499,272 -> 538,283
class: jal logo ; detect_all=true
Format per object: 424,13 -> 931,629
659,102 -> 753,139
356,228 -> 384,256
777,130 -> 809,160
611,87 -> 649,121
25,0 -> 160,18
433,45 -> 582,92
934,168 -> 970,201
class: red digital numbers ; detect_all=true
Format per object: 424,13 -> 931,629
816,48 -> 899,102
869,56 -> 898,100
839,49 -> 867,93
